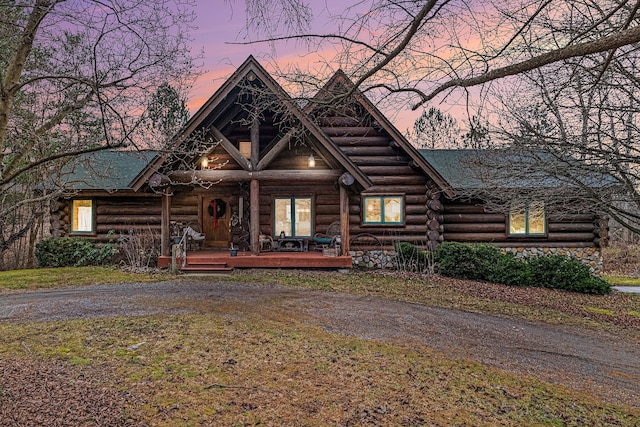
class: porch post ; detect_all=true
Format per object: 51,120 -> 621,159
339,182 -> 350,256
161,186 -> 171,257
250,114 -> 260,169
250,179 -> 260,254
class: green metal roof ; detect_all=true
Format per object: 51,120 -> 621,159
418,149 -> 486,190
418,149 -> 616,191
58,150 -> 158,191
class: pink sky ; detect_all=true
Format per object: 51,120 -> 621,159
186,1 -> 423,132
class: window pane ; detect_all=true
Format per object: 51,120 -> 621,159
509,204 -> 526,235
294,198 -> 312,236
528,201 -> 546,234
383,197 -> 402,223
239,141 -> 251,159
364,197 -> 381,223
274,198 -> 292,236
72,200 -> 93,232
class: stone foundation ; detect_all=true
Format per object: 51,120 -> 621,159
349,250 -> 396,269
502,247 -> 603,273
350,246 -> 603,274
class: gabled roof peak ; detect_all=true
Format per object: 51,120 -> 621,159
130,56 -> 372,191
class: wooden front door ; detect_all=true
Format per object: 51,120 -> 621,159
202,197 -> 230,248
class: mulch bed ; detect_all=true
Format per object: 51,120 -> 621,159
0,358 -> 146,427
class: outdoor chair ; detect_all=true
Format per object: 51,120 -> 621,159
313,221 -> 341,251
183,222 -> 204,251
259,233 -> 274,252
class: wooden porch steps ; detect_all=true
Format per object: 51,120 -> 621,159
181,259 -> 233,274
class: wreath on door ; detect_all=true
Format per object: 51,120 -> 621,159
208,199 -> 227,229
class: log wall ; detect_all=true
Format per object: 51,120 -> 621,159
319,116 -> 441,250
441,201 -> 605,247
258,180 -> 340,237
51,193 -> 162,243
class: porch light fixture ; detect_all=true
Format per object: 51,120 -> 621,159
201,157 -> 209,169
308,154 -> 315,168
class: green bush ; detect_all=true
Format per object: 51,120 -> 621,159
433,242 -> 502,280
433,242 -> 610,294
528,255 -> 611,295
486,253 -> 533,287
36,237 -> 117,268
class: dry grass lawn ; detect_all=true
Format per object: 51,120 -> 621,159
1,311 -> 638,426
0,252 -> 639,425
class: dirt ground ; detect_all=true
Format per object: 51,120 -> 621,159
0,279 -> 639,424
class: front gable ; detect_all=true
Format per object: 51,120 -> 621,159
131,56 -> 371,190
308,70 -> 454,198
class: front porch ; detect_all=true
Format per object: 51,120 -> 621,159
158,249 -> 353,272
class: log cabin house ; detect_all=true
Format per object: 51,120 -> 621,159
49,56 -> 607,272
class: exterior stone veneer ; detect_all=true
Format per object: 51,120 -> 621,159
501,246 -> 603,274
349,250 -> 397,269
350,246 -> 603,274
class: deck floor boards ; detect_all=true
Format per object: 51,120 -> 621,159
159,249 -> 352,269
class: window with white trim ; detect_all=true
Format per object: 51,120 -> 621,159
71,199 -> 94,233
509,201 -> 546,236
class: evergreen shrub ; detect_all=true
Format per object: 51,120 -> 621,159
36,237 -> 117,268
432,242 -> 611,294
432,242 -> 501,280
528,255 -> 611,295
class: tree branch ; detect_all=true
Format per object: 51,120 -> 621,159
412,25 -> 640,109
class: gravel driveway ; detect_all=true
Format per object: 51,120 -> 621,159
1,280 -> 639,409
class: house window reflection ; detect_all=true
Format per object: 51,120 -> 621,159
363,195 -> 404,225
274,197 -> 312,237
509,201 -> 546,236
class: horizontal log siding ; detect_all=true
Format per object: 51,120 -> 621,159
170,194 -> 199,224
320,117 -> 437,250
442,201 -> 600,246
204,144 -> 242,170
52,194 -> 163,243
258,182 -> 340,237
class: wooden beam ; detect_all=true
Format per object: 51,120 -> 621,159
492,242 -> 595,248
339,146 -> 397,156
70,191 -> 162,198
96,206 -> 161,215
443,213 -> 506,223
209,126 -> 252,171
340,183 -> 350,256
250,113 -> 259,169
331,136 -> 390,146
98,224 -> 162,233
170,169 -> 341,182
256,130 -> 294,171
250,179 -> 260,254
369,175 -> 429,186
161,187 -> 171,257
321,126 -> 377,137
443,223 -> 506,233
99,215 -> 161,224
442,204 -> 487,214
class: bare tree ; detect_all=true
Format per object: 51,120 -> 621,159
0,0 -> 198,268
233,0 -> 640,240
237,1 -> 640,111
477,51 -> 640,239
